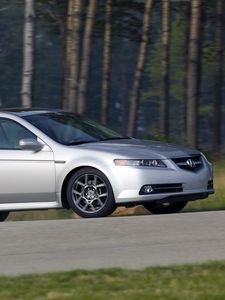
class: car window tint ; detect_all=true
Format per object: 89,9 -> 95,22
49,119 -> 93,144
24,113 -> 124,145
0,119 -> 36,149
0,125 -> 9,148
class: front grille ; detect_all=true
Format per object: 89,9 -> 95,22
139,183 -> 183,195
172,155 -> 203,172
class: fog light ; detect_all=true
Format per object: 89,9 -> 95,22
142,185 -> 154,194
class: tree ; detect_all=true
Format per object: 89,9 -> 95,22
63,0 -> 74,110
186,0 -> 203,148
101,0 -> 112,126
77,0 -> 97,115
182,2 -> 191,140
213,0 -> 224,158
160,0 -> 171,137
127,0 -> 154,137
68,0 -> 83,112
21,0 -> 35,108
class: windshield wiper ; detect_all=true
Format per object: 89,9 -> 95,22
66,136 -> 131,145
66,140 -> 98,146
100,136 -> 131,142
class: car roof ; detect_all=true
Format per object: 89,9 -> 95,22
0,108 -> 63,117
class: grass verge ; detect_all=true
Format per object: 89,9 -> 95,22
0,261 -> 225,300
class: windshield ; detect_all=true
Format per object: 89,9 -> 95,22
23,112 -> 128,145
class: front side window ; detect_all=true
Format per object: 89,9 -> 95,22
0,118 -> 36,149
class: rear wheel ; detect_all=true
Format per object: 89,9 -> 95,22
143,201 -> 187,214
0,211 -> 9,222
67,168 -> 116,218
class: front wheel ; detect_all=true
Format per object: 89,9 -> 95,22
143,201 -> 187,214
67,168 -> 116,218
0,211 -> 9,222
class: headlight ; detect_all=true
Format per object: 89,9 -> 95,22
114,159 -> 167,168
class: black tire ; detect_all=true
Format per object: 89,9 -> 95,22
143,201 -> 187,214
0,211 -> 9,222
67,167 -> 116,218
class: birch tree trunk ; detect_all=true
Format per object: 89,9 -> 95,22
101,0 -> 112,126
68,0 -> 83,112
77,0 -> 97,115
21,0 -> 35,108
63,0 -> 74,110
127,0 -> 153,137
160,0 -> 171,137
213,0 -> 224,158
186,0 -> 203,148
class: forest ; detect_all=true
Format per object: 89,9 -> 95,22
0,0 -> 224,159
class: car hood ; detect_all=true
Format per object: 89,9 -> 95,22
75,139 -> 200,159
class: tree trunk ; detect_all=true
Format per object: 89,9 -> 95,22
68,0 -> 83,112
186,0 -> 203,148
63,0 -> 74,110
160,0 -> 171,137
213,0 -> 224,158
101,0 -> 112,126
127,0 -> 153,137
77,0 -> 97,115
183,3 -> 191,141
21,0 -> 35,108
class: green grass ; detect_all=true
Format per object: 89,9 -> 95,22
0,261 -> 225,300
7,209 -> 73,222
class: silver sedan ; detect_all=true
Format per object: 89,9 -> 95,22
0,110 -> 214,221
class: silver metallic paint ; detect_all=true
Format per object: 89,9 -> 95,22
0,111 -> 213,212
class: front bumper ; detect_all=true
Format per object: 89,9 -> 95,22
106,157 -> 214,204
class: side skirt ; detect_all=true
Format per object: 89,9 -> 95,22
0,201 -> 62,212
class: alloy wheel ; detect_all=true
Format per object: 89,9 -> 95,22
67,168 -> 116,218
72,173 -> 108,213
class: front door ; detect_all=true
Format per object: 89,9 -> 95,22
0,118 -> 55,204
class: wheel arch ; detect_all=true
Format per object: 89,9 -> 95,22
61,165 -> 112,209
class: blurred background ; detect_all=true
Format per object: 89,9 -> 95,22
0,0 -> 224,220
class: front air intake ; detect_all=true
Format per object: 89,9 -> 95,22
207,180 -> 214,190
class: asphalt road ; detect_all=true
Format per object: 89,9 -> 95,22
0,211 -> 225,275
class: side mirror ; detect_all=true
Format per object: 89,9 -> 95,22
19,139 -> 43,152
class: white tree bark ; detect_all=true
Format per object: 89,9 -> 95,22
21,0 -> 35,108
